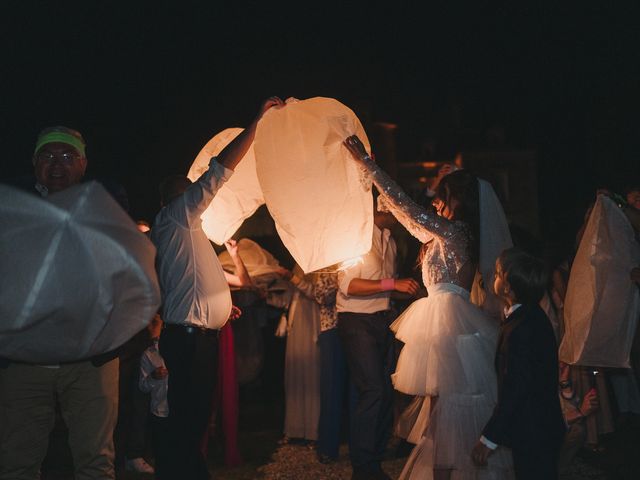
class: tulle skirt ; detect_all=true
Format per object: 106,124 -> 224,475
391,283 -> 514,479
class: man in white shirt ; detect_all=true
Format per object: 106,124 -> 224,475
150,97 -> 283,479
337,210 -> 419,480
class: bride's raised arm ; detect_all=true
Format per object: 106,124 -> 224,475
344,135 -> 457,243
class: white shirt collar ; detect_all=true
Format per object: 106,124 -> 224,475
504,303 -> 522,318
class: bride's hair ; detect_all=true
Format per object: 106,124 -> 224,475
420,169 -> 480,264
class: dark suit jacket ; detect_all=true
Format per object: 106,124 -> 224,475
482,303 -> 566,450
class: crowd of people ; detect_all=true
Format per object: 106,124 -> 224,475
1,95 -> 639,480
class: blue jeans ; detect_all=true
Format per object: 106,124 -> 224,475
317,329 -> 348,459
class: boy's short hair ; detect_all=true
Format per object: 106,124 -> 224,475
498,247 -> 548,304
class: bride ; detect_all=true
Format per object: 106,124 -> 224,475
344,136 -> 513,480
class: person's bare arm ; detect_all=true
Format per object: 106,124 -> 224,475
217,97 -> 284,171
347,277 -> 419,296
224,240 -> 253,287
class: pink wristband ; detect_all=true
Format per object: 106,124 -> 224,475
380,278 -> 395,291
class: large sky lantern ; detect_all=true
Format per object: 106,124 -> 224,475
190,97 -> 374,274
254,97 -> 374,274
0,182 -> 161,364
187,128 -> 264,245
559,195 -> 640,368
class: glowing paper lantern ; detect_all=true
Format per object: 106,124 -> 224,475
254,97 -> 374,273
218,238 -> 283,278
559,195 -> 640,368
187,128 -> 264,244
0,182 -> 161,363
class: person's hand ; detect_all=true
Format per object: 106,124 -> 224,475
631,267 -> 640,284
580,388 -> 600,417
257,96 -> 285,119
394,278 -> 420,296
344,135 -> 369,163
152,366 -> 169,380
224,239 -> 240,257
229,305 -> 242,321
471,440 -> 494,466
432,163 -> 456,190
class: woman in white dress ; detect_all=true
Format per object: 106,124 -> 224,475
345,136 -> 513,480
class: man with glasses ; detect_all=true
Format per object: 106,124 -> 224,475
0,126 -> 120,479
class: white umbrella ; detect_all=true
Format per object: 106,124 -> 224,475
0,182 -> 161,363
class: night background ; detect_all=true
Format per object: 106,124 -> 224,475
2,1 -> 639,259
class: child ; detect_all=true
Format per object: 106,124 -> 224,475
139,314 -> 169,477
471,247 -> 566,479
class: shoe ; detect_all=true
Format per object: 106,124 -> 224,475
125,457 -> 155,474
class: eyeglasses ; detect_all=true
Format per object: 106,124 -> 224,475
35,151 -> 81,164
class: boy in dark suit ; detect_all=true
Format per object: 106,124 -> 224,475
471,247 -> 566,479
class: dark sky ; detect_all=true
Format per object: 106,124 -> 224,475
2,2 -> 639,251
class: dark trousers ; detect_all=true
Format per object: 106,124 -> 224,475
115,333 -> 151,463
159,326 -> 219,480
317,328 -> 348,459
512,442 -> 560,480
151,414 -> 171,480
338,311 -> 395,473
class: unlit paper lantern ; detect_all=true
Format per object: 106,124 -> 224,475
254,97 -> 373,273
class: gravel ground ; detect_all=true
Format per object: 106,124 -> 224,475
257,443 -> 405,480
252,442 -> 607,480
50,431 -> 625,480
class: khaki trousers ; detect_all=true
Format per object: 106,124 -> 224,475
0,359 -> 119,480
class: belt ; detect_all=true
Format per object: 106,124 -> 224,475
163,323 -> 220,337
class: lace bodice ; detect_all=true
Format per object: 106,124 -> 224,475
362,157 -> 473,288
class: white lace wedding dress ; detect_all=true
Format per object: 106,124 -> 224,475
361,158 -> 514,480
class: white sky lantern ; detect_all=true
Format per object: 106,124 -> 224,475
187,128 -> 264,244
0,182 -> 160,364
254,97 -> 374,274
559,195 -> 640,368
218,238 -> 283,278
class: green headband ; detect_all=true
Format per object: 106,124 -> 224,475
34,132 -> 86,157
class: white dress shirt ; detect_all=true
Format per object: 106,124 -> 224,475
139,339 -> 169,418
151,158 -> 233,329
336,224 -> 397,314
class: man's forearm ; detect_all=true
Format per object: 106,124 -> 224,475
217,96 -> 283,170
347,278 -> 391,296
217,121 -> 258,171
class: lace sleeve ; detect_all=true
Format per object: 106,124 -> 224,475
361,157 -> 457,243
